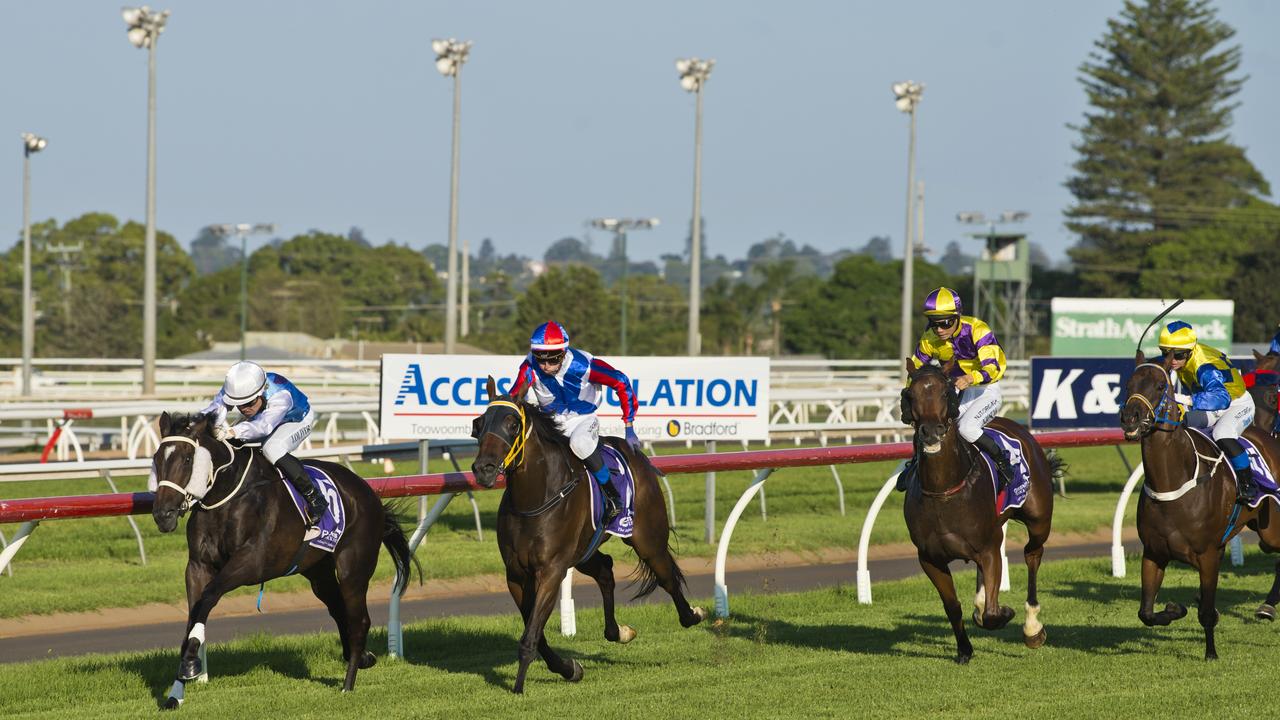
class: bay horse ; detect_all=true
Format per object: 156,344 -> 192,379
1245,349 -> 1280,438
150,412 -> 417,709
469,377 -> 706,694
1120,351 -> 1280,659
900,360 -> 1059,663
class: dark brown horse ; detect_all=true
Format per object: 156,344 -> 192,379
901,361 -> 1059,663
1246,349 -> 1280,438
1120,352 -> 1280,659
150,412 -> 417,709
469,378 -> 705,694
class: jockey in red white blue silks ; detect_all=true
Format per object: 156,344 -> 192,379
1160,320 -> 1256,503
899,286 -> 1015,491
201,361 -> 328,524
510,321 -> 641,523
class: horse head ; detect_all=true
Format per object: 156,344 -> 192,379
1120,351 -> 1183,440
470,376 -> 530,489
904,359 -> 961,455
151,411 -> 233,533
1248,350 -> 1280,434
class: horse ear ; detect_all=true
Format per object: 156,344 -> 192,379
159,411 -> 171,436
904,358 -> 914,375
486,375 -> 498,401
1255,349 -> 1267,363
1135,349 -> 1146,366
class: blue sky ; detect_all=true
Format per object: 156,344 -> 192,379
4,1 -> 1277,266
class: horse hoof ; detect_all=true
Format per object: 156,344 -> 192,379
1257,604 -> 1276,621
1205,651 -> 1218,661
1166,602 -> 1188,620
1023,628 -> 1047,649
567,660 -> 584,683
617,625 -> 637,644
683,607 -> 707,627
358,651 -> 377,669
177,659 -> 203,682
954,653 -> 971,665
162,696 -> 182,711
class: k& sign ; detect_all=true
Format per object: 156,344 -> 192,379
379,354 -> 770,442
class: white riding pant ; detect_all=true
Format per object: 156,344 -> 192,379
1202,392 -> 1255,441
555,412 -> 600,460
259,409 -> 316,463
957,383 -> 1002,443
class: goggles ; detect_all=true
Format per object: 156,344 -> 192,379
1164,348 -> 1192,362
927,316 -> 959,330
533,350 -> 565,366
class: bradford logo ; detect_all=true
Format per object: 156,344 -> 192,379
665,419 -> 681,437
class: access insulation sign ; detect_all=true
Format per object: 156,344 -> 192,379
379,354 -> 770,441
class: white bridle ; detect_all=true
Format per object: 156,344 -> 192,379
152,434 -> 246,511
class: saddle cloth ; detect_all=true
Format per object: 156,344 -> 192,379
588,445 -> 637,538
978,427 -> 1032,513
1186,427 -> 1280,509
278,464 -> 347,552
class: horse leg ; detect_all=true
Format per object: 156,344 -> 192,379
1258,560 -> 1280,621
1194,553 -> 1222,660
576,551 -> 635,643
973,567 -> 986,617
918,553 -> 973,664
176,555 -> 259,684
513,565 -> 581,694
332,537 -> 382,692
626,538 -> 706,628
1022,532 -> 1048,648
976,547 -> 1014,631
163,561 -> 214,710
302,558 -> 351,662
1138,550 -> 1187,626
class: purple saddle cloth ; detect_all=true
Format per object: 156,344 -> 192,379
279,464 -> 347,552
1187,427 -> 1280,508
979,428 -> 1032,513
589,445 -> 637,538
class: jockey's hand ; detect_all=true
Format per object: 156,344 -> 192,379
624,425 -> 643,453
213,422 -> 234,442
1174,393 -> 1193,408
954,375 -> 973,391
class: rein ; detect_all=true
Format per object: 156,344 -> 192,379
155,434 -> 242,512
1126,363 -> 1185,433
486,400 -> 581,517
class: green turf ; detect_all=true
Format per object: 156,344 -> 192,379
0,552 -> 1275,719
0,445 -> 1142,617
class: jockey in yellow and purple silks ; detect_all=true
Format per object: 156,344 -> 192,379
1159,320 -> 1256,503
898,287 -> 1013,491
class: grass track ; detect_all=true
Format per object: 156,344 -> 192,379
0,445 -> 1141,617
1,553 -> 1275,719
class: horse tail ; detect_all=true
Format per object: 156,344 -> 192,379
1046,449 -> 1068,489
381,501 -> 422,597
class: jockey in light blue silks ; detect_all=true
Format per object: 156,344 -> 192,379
1161,320 -> 1256,503
510,321 -> 642,523
153,361 -> 327,524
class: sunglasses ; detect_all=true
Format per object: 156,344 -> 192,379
928,317 -> 958,330
533,352 -> 565,366
236,398 -> 262,412
1165,349 -> 1191,361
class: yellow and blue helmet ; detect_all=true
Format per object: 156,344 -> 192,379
922,287 -> 963,317
1158,320 -> 1197,350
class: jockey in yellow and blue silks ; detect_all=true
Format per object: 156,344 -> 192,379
510,321 -> 641,523
898,287 -> 1014,491
1160,320 -> 1256,502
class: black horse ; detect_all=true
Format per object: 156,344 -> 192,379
470,378 -> 706,694
150,412 -> 417,709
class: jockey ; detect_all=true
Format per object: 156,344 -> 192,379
898,287 -> 1013,491
1159,320 -> 1256,502
201,361 -> 328,524
510,321 -> 641,524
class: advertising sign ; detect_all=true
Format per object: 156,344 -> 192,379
379,354 -> 770,442
1030,355 -> 1258,430
1051,298 -> 1234,357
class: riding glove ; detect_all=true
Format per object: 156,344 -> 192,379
624,425 -> 643,453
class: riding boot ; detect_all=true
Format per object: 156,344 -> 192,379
276,453 -> 328,526
974,433 -> 1014,491
1216,438 -> 1255,504
592,466 -> 623,525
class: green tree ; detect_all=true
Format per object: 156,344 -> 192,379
1066,0 -> 1269,296
515,265 -> 616,354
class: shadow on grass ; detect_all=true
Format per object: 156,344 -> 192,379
400,624 -> 622,692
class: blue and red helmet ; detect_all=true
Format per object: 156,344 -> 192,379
530,321 -> 570,352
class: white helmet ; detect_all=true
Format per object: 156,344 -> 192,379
222,361 -> 267,405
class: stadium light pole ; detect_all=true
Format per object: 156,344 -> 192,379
20,133 -> 48,398
893,80 -> 923,379
433,38 -> 471,354
677,57 -> 713,356
590,218 -> 660,354
209,223 -> 277,360
123,5 -> 169,395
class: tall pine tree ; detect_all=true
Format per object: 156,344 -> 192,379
1065,0 -> 1269,297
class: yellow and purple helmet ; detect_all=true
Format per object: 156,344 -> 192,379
1158,320 -> 1197,350
922,287 -> 963,317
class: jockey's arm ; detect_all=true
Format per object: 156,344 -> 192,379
1189,365 -> 1232,412
971,319 -> 1006,385
509,360 -> 535,402
200,391 -> 229,427
587,358 -> 637,424
233,391 -> 293,440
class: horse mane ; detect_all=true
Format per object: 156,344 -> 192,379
505,395 -> 575,456
164,411 -> 218,439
